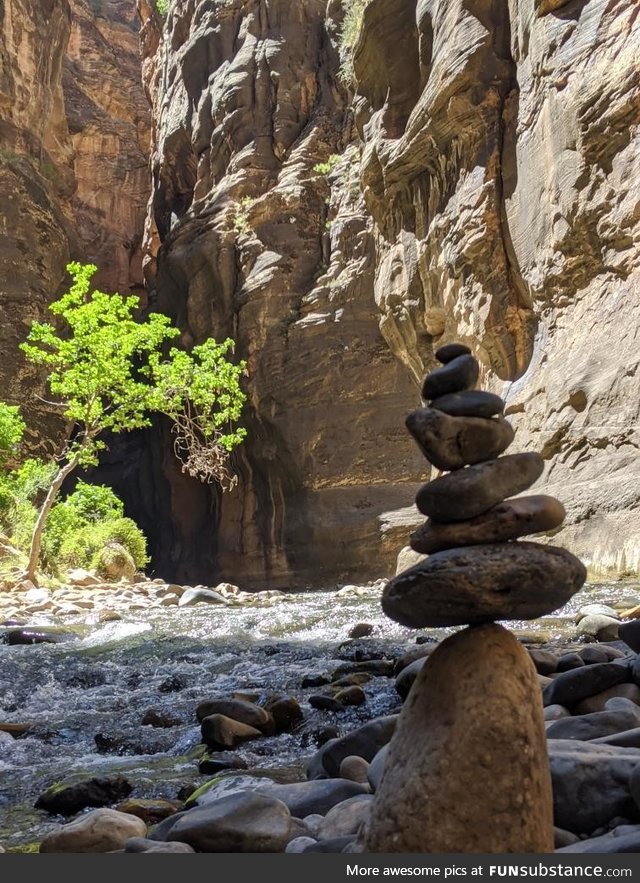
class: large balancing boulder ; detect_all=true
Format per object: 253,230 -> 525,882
364,623 -> 554,853
382,542 -> 586,627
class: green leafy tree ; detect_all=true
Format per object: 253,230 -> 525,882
19,262 -> 247,583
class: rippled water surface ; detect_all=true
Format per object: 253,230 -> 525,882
0,579 -> 637,849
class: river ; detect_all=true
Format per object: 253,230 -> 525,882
0,578 -> 636,850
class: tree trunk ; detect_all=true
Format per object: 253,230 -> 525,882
25,457 -> 79,584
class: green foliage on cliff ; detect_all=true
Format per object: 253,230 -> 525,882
155,0 -> 169,15
13,261 -> 247,582
338,0 -> 369,84
313,154 -> 342,176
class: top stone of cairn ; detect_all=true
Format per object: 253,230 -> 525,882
382,344 -> 587,628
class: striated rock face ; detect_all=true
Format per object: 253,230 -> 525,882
138,0 -> 424,586
352,0 -> 640,577
0,0 -> 149,456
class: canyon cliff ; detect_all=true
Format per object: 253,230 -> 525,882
0,0 -> 149,455
2,0 -> 638,587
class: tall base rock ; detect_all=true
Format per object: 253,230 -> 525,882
363,623 -> 554,853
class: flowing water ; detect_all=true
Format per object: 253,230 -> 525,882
0,578 -> 637,850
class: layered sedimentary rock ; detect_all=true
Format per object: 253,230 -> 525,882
0,0 -> 149,455
137,0 -> 424,585
352,0 -> 640,577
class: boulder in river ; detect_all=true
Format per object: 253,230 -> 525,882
39,808 -> 146,853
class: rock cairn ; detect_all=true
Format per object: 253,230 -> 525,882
364,342 -> 587,854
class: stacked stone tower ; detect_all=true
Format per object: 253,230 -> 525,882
364,343 -> 587,853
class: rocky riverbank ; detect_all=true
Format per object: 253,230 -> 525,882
3,577 -> 640,854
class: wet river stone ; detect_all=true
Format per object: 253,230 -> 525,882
382,542 -> 587,627
422,354 -> 479,400
167,792 -> 292,852
430,389 -> 505,418
410,495 -> 566,554
364,624 -> 554,852
416,452 -> 545,522
405,408 -> 514,471
39,808 -> 147,853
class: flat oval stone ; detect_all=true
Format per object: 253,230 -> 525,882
364,624 -> 554,853
435,342 -> 471,364
421,354 -> 479,400
430,390 -> 505,418
410,495 -> 566,554
405,408 -> 514,471
381,542 -> 586,627
416,452 -> 545,522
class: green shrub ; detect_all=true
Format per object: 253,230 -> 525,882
62,481 -> 124,523
0,403 -> 25,466
61,516 -> 149,572
155,0 -> 169,15
0,462 -> 149,578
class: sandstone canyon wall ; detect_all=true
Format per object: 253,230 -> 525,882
0,0 -> 150,455
351,0 -> 640,577
137,0 -> 425,586
140,0 -> 639,586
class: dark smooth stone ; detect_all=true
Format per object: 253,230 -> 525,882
430,390 -> 504,418
349,623 -> 374,639
309,695 -> 345,712
557,827 -> 640,853
302,836 -> 356,853
405,408 -> 514,471
592,727 -> 640,749
255,780 -> 370,818
302,674 -> 331,688
416,453 -> 545,522
196,698 -> 275,734
619,620 -> 640,653
410,495 -> 565,554
546,710 -> 640,741
556,652 -> 585,672
382,542 -> 586,628
435,343 -> 471,364
35,776 -> 132,815
3,627 -> 80,645
306,715 -> 398,780
168,792 -> 291,852
542,662 -> 630,708
554,827 -> 581,848
199,755 -> 248,774
580,646 -> 615,665
421,354 -> 479,400
528,649 -> 559,676
262,695 -> 303,733
548,739 -> 640,834
124,837 -> 195,853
